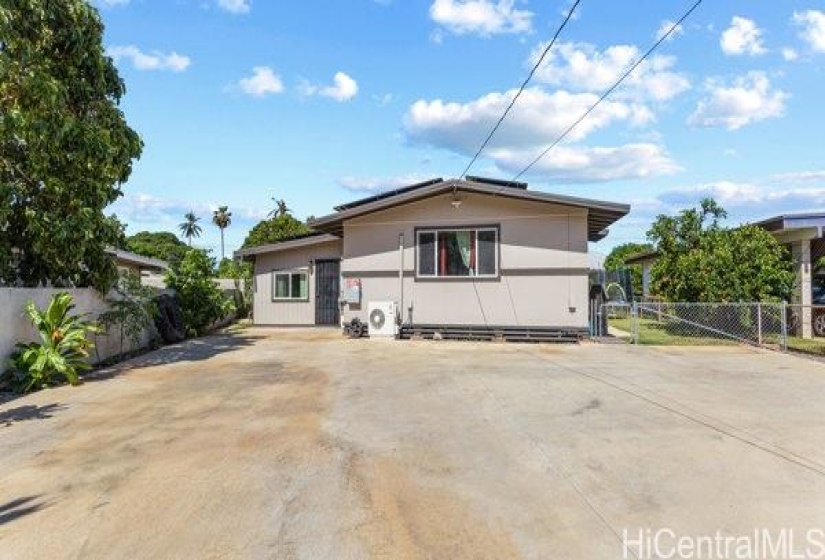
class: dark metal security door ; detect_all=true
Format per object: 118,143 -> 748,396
315,260 -> 340,326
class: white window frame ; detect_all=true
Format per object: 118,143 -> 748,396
415,227 -> 499,279
272,269 -> 309,301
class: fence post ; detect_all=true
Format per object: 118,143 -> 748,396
632,301 -> 638,345
781,302 -> 788,351
757,302 -> 763,346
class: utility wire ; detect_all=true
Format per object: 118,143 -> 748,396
458,0 -> 583,181
511,0 -> 704,181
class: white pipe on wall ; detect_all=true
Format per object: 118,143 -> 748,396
398,232 -> 404,326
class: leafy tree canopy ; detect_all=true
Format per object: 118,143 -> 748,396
242,214 -> 311,249
647,199 -> 794,302
125,231 -> 189,264
165,250 -> 232,336
0,0 -> 143,291
604,242 -> 654,296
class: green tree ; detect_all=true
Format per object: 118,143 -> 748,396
242,214 -> 311,249
179,211 -> 202,246
604,242 -> 654,296
212,206 -> 232,261
165,250 -> 233,336
126,231 -> 189,264
647,199 -> 794,302
0,1 -> 142,291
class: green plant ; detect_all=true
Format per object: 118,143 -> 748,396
241,214 -> 310,249
165,250 -> 234,336
647,198 -> 794,302
98,272 -> 158,359
217,259 -> 253,319
125,231 -> 190,264
179,211 -> 203,247
212,206 -> 232,261
3,293 -> 100,393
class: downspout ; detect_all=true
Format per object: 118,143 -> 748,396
398,233 -> 405,327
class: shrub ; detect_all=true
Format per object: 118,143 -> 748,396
98,272 -> 159,359
165,250 -> 233,336
3,293 -> 100,393
217,258 -> 252,319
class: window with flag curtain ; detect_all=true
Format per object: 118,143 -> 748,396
416,228 -> 498,278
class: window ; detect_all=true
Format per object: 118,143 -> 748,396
272,270 -> 309,300
416,228 -> 498,278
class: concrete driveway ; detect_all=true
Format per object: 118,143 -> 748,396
2,329 -> 825,559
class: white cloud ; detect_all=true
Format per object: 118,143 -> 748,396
429,0 -> 532,36
403,86 -> 680,182
688,72 -> 788,130
530,42 -> 690,102
782,47 -> 799,61
236,67 -> 284,98
655,20 -> 684,42
658,181 -> 825,214
720,16 -> 766,56
217,0 -> 250,14
338,174 -> 433,192
300,72 -> 359,102
793,10 -> 825,53
405,87 -> 653,153
107,46 -> 191,72
490,143 -> 681,182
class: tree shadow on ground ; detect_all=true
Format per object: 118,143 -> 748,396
84,331 -> 263,383
0,403 -> 66,428
0,496 -> 48,525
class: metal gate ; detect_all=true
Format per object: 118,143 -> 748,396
314,260 -> 340,326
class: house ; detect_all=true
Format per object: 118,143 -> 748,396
106,249 -> 169,283
235,177 -> 630,340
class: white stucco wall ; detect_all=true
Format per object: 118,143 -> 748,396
0,288 -> 153,367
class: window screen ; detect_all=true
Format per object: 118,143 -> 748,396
273,270 -> 308,300
418,232 -> 436,276
477,230 -> 497,276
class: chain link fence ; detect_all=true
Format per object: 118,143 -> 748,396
594,302 -> 825,357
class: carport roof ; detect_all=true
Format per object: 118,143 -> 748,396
754,212 -> 825,234
309,177 -> 630,242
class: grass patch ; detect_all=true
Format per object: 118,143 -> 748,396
609,317 -> 739,346
785,336 -> 825,356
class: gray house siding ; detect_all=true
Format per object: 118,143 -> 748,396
340,191 -> 589,328
252,239 -> 343,326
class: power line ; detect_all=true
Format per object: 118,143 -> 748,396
511,0 -> 704,181
457,0 -> 583,181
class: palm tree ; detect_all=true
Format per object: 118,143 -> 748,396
212,205 -> 232,260
268,198 -> 291,218
178,211 -> 202,246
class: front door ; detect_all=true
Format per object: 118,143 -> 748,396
315,260 -> 341,326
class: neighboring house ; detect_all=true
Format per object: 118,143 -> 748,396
106,249 -> 169,282
235,177 -> 629,339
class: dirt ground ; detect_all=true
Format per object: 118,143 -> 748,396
2,329 -> 825,559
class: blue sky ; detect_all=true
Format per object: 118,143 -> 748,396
99,0 -> 825,257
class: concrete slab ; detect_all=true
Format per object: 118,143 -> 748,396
2,329 -> 825,559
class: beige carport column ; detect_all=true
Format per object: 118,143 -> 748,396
791,239 -> 813,339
